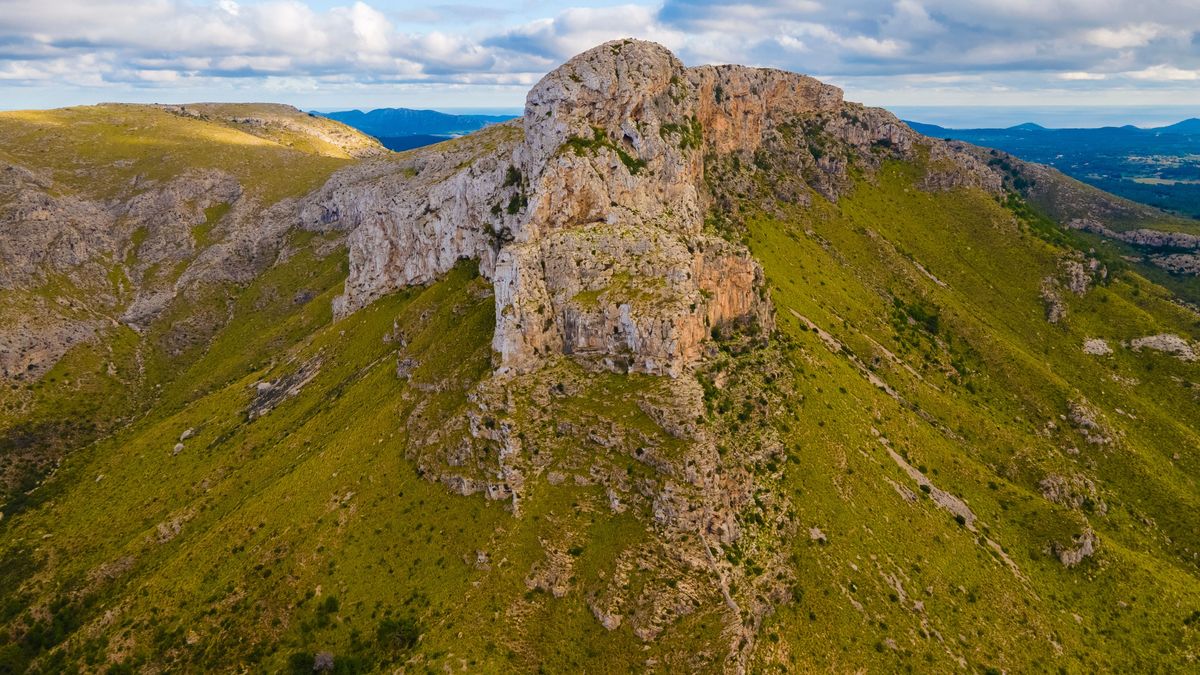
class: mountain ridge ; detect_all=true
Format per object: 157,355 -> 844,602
1,39 -> 1199,674
320,107 -> 515,139
908,116 -> 1200,132
903,115 -> 1200,221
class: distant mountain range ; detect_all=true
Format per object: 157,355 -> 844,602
319,107 -> 517,151
904,118 -> 1200,218
905,118 -> 1200,136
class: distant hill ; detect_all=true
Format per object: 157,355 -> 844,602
903,117 -> 1200,218
1157,118 -> 1200,134
320,107 -> 516,141
375,134 -> 456,152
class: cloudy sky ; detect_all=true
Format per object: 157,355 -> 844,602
1,0 -> 1198,115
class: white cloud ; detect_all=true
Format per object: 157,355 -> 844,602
487,5 -> 687,61
1084,24 -> 1164,49
0,0 -> 1197,107
1125,64 -> 1200,80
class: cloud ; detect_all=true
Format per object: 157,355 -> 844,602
0,0 -> 546,89
1084,24 -> 1165,49
1125,64 -> 1200,80
484,5 -> 686,62
654,0 -> 1200,76
0,0 -> 1197,107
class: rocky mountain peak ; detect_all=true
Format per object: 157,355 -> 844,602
328,39 -> 999,377
522,40 -> 688,172
514,39 -> 845,240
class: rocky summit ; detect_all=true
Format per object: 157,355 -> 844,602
2,40 -> 1200,673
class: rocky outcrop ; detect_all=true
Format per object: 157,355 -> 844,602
330,39 -> 1034,377
492,41 -> 783,375
1039,473 -> 1107,514
1129,334 -> 1197,361
1066,218 -> 1200,276
1038,254 -> 1106,324
1068,219 -> 1200,251
1148,253 -> 1200,275
321,124 -> 523,317
1051,529 -> 1098,568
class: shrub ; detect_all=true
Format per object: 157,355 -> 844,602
288,652 -> 315,674
376,616 -> 420,652
321,596 -> 339,615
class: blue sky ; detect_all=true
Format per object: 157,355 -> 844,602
1,0 -> 1198,116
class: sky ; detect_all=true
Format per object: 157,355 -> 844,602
1,0 -> 1198,124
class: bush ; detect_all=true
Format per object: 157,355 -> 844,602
321,596 -> 339,615
376,616 -> 420,652
288,652 -> 315,674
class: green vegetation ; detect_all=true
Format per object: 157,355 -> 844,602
192,202 -> 231,246
917,122 -> 1200,219
0,105 -> 355,202
562,126 -> 648,175
735,157 -> 1200,671
660,116 -> 703,151
2,99 -> 1199,673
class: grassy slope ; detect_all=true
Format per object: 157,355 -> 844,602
2,111 -> 1199,674
151,103 -> 386,160
0,104 -> 374,508
0,250 -> 725,672
738,160 -> 1200,671
0,104 -> 356,202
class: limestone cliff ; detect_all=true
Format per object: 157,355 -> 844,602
335,40 -> 1015,378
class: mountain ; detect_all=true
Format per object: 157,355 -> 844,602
372,134 -> 457,152
2,40 -> 1200,673
1158,117 -> 1200,134
320,107 -> 515,141
902,117 -> 1200,219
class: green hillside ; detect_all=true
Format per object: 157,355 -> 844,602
0,104 -> 362,202
2,93 -> 1200,672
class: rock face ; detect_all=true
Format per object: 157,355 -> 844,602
493,40 -> 789,376
319,124 -> 524,317
0,163 -> 243,376
339,40 -> 866,376
334,40 -> 1019,377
